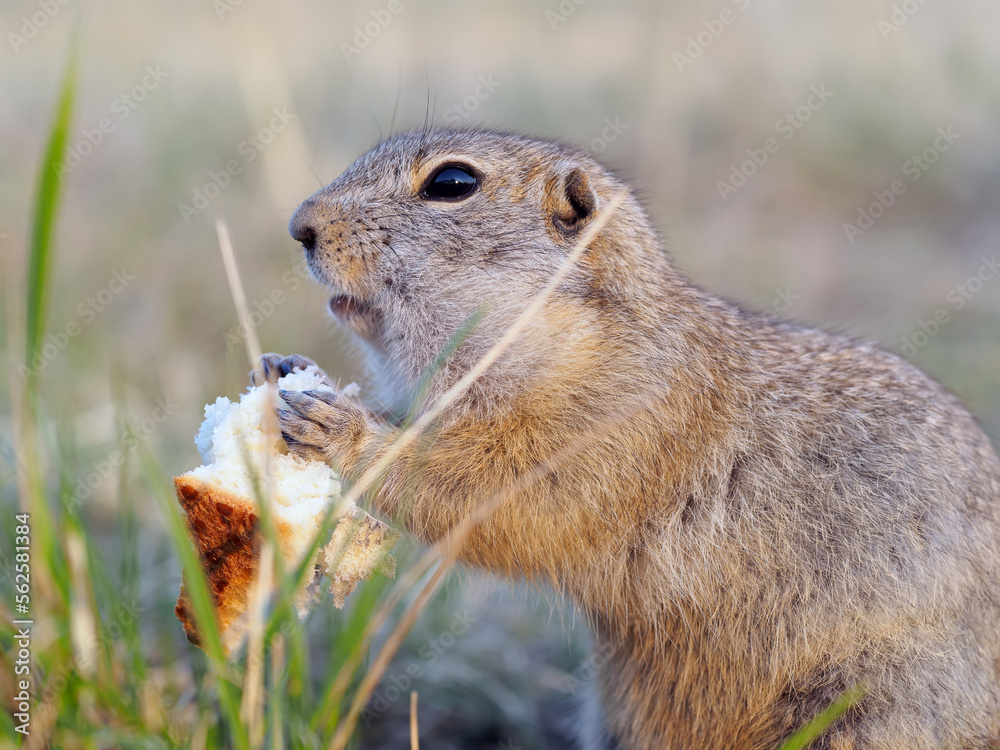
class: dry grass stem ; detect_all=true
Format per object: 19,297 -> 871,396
327,190 -> 629,748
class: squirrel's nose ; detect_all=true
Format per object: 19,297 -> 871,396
289,202 -> 318,255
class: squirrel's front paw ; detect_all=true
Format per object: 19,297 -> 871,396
251,353 -> 333,387
278,389 -> 371,470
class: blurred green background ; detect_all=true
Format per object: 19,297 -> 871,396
1,0 -> 999,747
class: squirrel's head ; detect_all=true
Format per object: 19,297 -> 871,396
289,128 -> 667,411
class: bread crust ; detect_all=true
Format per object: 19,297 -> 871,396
174,472 -> 399,654
173,475 -> 260,653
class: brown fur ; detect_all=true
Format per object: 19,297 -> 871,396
268,129 -> 1000,749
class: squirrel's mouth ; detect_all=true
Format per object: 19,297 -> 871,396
329,294 -> 367,319
329,295 -> 381,342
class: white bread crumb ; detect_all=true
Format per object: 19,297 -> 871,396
175,367 -> 398,654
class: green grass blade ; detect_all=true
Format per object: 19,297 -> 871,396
309,572 -> 393,736
17,35 -> 81,625
26,34 -> 79,368
404,304 -> 486,430
137,444 -> 250,750
775,684 -> 867,750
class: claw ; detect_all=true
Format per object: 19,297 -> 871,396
280,356 -> 305,377
252,353 -> 333,388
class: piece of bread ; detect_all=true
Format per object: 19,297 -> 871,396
173,367 -> 399,655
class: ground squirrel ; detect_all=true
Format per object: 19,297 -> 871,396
263,129 -> 1000,749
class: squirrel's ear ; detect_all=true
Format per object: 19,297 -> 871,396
551,167 -> 597,236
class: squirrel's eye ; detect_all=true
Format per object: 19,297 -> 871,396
422,165 -> 478,201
